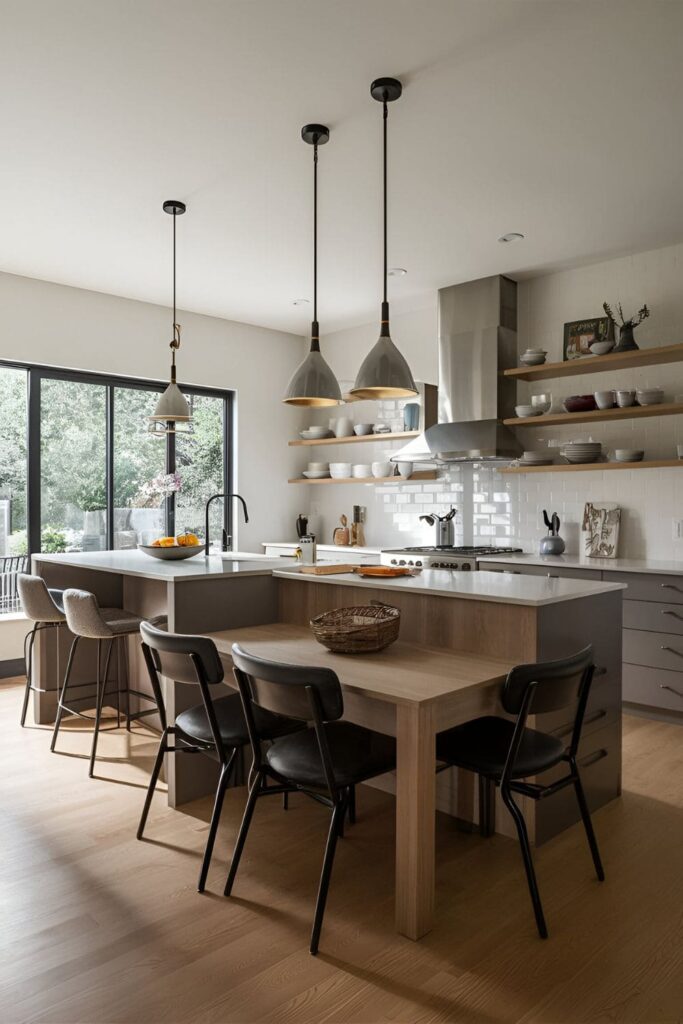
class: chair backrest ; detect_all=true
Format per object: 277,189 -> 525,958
139,619 -> 224,686
231,643 -> 343,725
502,645 -> 594,717
18,574 -> 65,623
62,588 -> 116,638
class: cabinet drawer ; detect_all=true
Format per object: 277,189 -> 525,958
623,664 -> 683,712
604,571 -> 683,604
623,600 -> 683,635
623,628 -> 683,671
483,562 -> 601,580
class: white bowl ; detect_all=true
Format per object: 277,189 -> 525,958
352,464 -> 372,478
307,462 -> 329,471
636,389 -> 664,406
520,354 -> 547,366
353,424 -> 374,436
395,461 -> 413,478
594,390 -> 616,409
371,461 -> 393,478
302,469 -> 330,479
589,341 -> 615,356
515,404 -> 542,418
301,426 -> 332,439
329,462 -> 352,479
613,449 -> 644,462
616,390 -> 636,407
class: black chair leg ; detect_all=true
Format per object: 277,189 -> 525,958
224,771 -> 263,896
501,786 -> 548,939
51,635 -> 79,753
137,727 -> 170,840
310,797 -> 346,956
347,784 -> 356,825
479,775 -> 495,837
198,748 -> 237,893
282,791 -> 289,810
20,625 -> 38,728
89,639 -> 113,778
573,768 -> 605,881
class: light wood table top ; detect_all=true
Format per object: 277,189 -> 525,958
206,622 -> 513,706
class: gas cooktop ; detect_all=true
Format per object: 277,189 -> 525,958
382,546 -> 523,555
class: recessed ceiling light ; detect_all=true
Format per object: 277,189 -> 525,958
388,267 -> 407,276
292,298 -> 310,306
498,232 -> 525,243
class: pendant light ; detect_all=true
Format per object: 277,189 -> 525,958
350,78 -> 417,400
149,200 -> 193,436
283,124 -> 342,407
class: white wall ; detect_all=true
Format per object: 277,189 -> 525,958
306,242 -> 683,560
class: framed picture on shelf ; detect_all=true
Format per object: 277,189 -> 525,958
562,316 -> 613,361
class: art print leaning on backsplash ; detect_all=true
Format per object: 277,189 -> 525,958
582,502 -> 621,558
563,316 -> 613,360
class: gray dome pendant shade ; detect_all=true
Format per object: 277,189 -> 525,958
350,78 -> 417,401
283,124 -> 342,407
149,200 -> 193,436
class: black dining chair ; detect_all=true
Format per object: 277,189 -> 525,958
138,621 -> 304,893
228,642 -> 396,955
436,645 -> 604,939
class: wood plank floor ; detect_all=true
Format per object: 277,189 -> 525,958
1,677 -> 682,1024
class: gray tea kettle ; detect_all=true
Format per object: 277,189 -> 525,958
540,510 -> 566,555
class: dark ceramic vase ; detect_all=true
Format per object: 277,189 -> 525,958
613,323 -> 639,353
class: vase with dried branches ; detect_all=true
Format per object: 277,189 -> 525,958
602,301 -> 650,352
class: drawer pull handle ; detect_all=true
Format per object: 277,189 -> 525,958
662,609 -> 683,620
661,645 -> 683,658
579,748 -> 608,769
660,684 -> 683,700
661,583 -> 683,592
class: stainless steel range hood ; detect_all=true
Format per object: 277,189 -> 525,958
391,275 -> 522,463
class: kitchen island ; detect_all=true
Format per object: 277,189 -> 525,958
32,550 -> 625,940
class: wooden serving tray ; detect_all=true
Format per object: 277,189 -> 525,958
355,566 -> 415,578
299,564 -> 360,575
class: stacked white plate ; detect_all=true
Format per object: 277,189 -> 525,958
300,426 -> 333,439
520,451 -> 554,467
560,441 -> 602,464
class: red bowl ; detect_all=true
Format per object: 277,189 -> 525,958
563,395 -> 597,413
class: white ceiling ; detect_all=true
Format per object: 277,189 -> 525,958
2,0 -> 683,336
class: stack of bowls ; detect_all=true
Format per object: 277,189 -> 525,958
613,449 -> 644,463
519,348 -> 548,366
329,462 -> 352,479
560,441 -> 603,464
520,450 -> 554,467
636,386 -> 664,406
300,425 -> 333,440
352,464 -> 372,478
303,461 -> 330,479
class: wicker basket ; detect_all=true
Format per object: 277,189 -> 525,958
310,602 -> 400,654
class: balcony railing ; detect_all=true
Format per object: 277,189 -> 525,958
0,555 -> 28,614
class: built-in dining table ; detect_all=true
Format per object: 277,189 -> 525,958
205,622 -> 515,941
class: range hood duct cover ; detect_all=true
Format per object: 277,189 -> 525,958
391,274 -> 522,464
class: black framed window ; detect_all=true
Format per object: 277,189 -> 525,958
0,360 -> 233,557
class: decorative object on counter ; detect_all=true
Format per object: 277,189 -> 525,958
560,441 -> 603,464
515,403 -> 544,418
563,316 -> 612,361
403,402 -> 420,430
350,79 -> 417,400
333,417 -> 355,438
531,393 -> 552,413
333,513 -> 350,545
616,388 -> 636,407
299,534 -> 317,565
283,125 -> 342,407
583,502 -> 621,558
635,386 -> 664,406
149,201 -> 193,437
351,505 -> 366,547
540,510 -> 565,555
310,602 -> 401,653
589,338 -> 616,356
139,533 -> 202,560
563,395 -> 597,413
611,449 -> 644,462
296,514 -> 309,538
394,461 -> 413,478
356,566 -> 414,578
329,462 -> 352,479
353,423 -> 374,435
603,301 -> 650,353
300,426 -> 334,439
419,507 -> 456,548
594,389 -> 616,409
519,348 -> 547,366
352,463 -> 372,478
520,451 -> 554,467
371,460 -> 393,477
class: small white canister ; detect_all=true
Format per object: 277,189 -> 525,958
299,534 -> 317,565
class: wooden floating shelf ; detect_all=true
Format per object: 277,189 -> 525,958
288,470 -> 437,485
504,343 -> 683,382
289,431 -> 419,448
501,459 -> 683,475
504,402 -> 683,428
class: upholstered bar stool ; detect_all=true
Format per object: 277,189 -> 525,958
52,588 -> 167,777
17,574 -> 67,727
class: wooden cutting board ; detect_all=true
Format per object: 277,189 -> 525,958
299,563 -> 362,575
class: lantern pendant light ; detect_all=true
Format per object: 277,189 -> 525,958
283,124 -> 342,407
149,200 -> 193,436
350,78 -> 417,400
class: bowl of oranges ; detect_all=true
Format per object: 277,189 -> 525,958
139,532 -> 202,560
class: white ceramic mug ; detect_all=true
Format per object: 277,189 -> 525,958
334,416 -> 354,438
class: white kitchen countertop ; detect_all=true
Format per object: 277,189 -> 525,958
478,552 -> 683,576
33,549 -> 298,582
273,566 -> 626,607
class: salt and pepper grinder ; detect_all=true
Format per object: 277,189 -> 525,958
350,505 -> 366,547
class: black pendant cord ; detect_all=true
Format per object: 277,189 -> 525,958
380,100 -> 390,336
311,140 -> 320,352
170,209 -> 181,380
